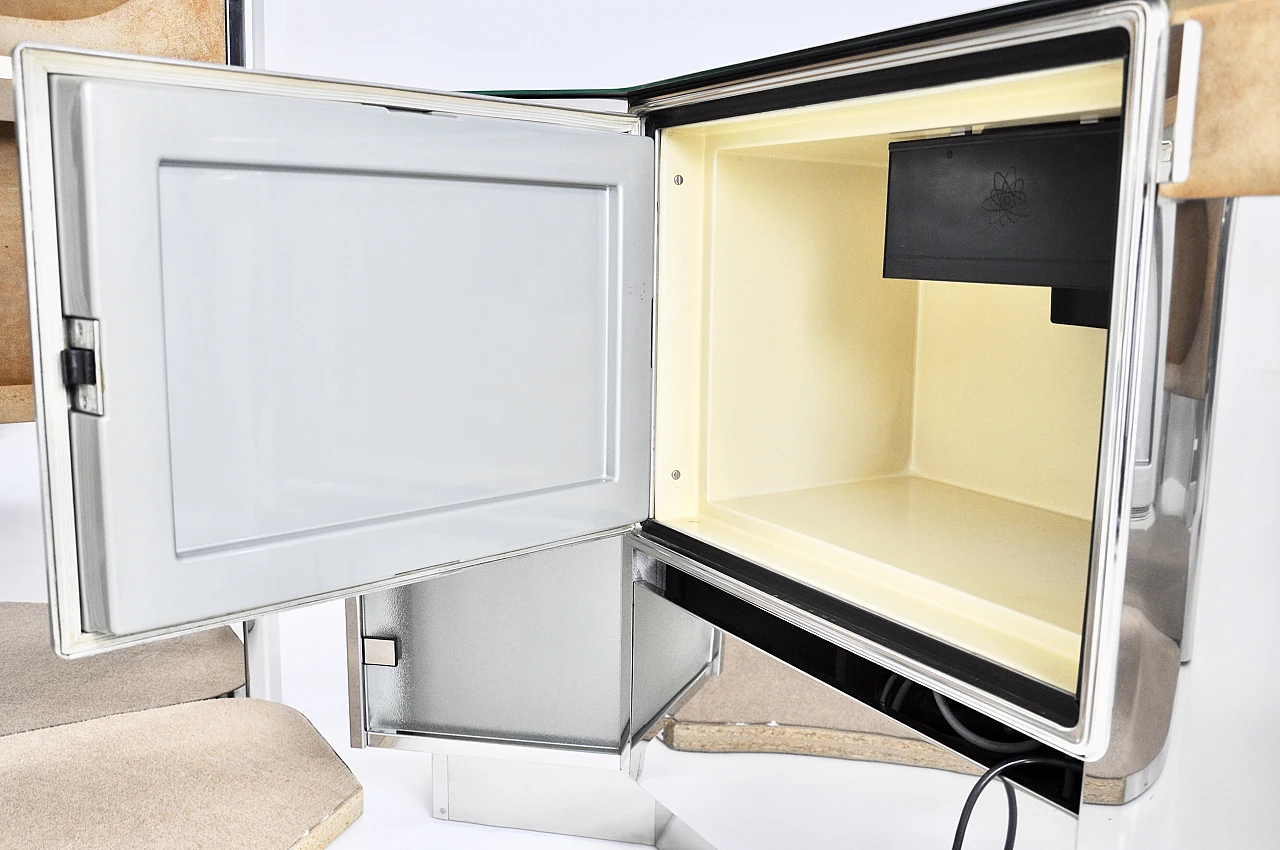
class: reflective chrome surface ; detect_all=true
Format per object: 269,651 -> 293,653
241,614 -> 282,702
366,731 -> 621,771
349,536 -> 632,766
628,580 -> 1080,849
63,317 -> 102,416
350,534 -> 718,846
1086,198 -> 1232,802
1168,199 -> 1233,664
629,530 -> 1084,760
432,753 -> 717,848
225,0 -> 263,70
344,597 -> 365,749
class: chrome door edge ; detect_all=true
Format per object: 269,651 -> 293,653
628,580 -> 721,750
17,45 -> 640,131
629,561 -> 1085,818
630,531 -> 1094,756
224,0 -> 261,70
631,2 -> 1155,116
345,598 -> 366,749
65,522 -> 632,658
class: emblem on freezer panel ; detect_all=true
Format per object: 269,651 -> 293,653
981,168 -> 1029,226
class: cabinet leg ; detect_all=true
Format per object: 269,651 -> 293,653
243,615 -> 283,702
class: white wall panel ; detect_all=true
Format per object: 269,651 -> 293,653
261,0 -> 1001,91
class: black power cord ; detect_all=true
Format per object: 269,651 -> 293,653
951,756 -> 1079,850
878,673 -> 915,713
933,693 -> 1039,755
874,675 -> 1074,848
878,673 -> 902,711
880,675 -> 1037,754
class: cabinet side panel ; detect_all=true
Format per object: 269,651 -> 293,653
362,536 -> 629,749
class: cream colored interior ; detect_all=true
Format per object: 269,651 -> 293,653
653,61 -> 1125,692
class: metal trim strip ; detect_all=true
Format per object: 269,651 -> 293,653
366,731 -> 624,771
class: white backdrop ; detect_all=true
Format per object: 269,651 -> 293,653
261,0 -> 999,92
2,4 -> 1277,848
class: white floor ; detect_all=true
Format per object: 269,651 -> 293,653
1,419 -> 1075,848
0,424 -> 47,605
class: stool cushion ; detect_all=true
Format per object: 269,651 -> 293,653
0,602 -> 245,737
0,698 -> 362,850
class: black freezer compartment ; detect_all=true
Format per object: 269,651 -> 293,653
883,120 -> 1123,295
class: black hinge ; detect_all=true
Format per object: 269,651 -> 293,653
63,317 -> 104,415
61,348 -> 96,387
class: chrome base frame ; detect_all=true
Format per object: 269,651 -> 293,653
431,754 -> 716,849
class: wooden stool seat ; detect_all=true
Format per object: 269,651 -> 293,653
0,698 -> 362,850
0,602 -> 245,737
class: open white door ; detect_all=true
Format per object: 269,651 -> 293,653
13,47 -> 654,656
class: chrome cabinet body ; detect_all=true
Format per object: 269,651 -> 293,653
353,535 -> 634,763
1074,196 -> 1280,850
15,1 -> 1252,845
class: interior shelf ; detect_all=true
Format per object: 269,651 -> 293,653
665,474 -> 1090,691
721,475 -> 1091,633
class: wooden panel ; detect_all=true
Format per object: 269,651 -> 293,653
0,2 -> 130,19
0,122 -> 32,424
0,0 -> 224,62
1163,0 -> 1280,199
0,0 -> 225,423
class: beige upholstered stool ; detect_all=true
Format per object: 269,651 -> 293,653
0,602 -> 245,737
0,699 -> 363,850
664,623 -> 1178,805
663,634 -> 980,779
0,603 -> 363,847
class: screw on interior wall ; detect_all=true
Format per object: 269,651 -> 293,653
671,470 -> 681,480
673,175 -> 684,185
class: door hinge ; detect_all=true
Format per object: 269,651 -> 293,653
62,317 -> 104,415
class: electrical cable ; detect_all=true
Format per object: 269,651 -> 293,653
933,693 -> 1040,755
878,674 -> 901,712
882,678 -> 1035,755
997,778 -> 1017,850
891,676 -> 913,712
951,756 -> 1079,850
875,675 -> 1068,848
